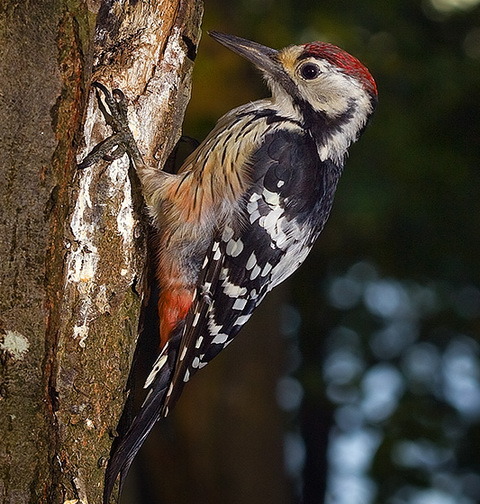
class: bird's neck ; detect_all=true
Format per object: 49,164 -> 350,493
257,91 -> 371,166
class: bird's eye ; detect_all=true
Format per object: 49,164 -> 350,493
299,62 -> 321,80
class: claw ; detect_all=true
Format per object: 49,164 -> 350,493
112,88 -> 125,102
78,133 -> 127,169
78,82 -> 144,170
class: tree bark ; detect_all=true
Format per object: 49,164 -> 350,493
0,1 -> 202,502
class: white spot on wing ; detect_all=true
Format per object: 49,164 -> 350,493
247,192 -> 261,218
257,205 -> 296,251
248,192 -> 262,204
222,278 -> 248,297
222,226 -> 234,242
180,345 -> 188,361
263,188 -> 280,206
247,200 -> 258,213
249,209 -> 261,224
250,264 -> 261,280
212,333 -> 229,344
213,246 -> 222,261
246,252 -> 257,270
232,298 -> 248,310
144,353 -> 168,388
262,206 -> 284,234
274,230 -> 289,248
235,314 -> 252,326
261,262 -> 273,276
208,316 -> 223,336
226,238 -> 244,257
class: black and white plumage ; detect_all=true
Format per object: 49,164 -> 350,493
98,31 -> 377,502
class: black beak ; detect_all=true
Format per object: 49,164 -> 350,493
209,31 -> 280,76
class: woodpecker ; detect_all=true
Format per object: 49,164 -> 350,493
82,31 -> 377,503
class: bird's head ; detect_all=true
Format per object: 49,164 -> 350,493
209,31 -> 377,136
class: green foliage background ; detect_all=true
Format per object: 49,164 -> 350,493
181,1 -> 480,503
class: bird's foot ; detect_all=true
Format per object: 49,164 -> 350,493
78,82 -> 143,169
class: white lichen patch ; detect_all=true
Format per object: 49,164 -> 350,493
0,330 -> 30,360
105,156 -> 137,283
109,156 -> 137,280
109,157 -> 137,277
69,96 -> 100,288
67,90 -> 138,346
73,320 -> 90,349
66,147 -> 100,346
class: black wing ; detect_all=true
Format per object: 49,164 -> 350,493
162,128 -> 341,410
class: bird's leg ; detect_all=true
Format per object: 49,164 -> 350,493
77,82 -> 175,215
78,82 -> 144,170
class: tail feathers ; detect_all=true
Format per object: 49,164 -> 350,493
103,384 -> 167,503
103,342 -> 179,504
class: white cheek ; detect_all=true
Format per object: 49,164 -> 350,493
302,73 -> 354,114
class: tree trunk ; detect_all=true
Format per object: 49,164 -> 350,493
0,1 -> 202,502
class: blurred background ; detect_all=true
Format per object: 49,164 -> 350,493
124,0 -> 480,503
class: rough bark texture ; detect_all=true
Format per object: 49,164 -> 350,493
0,1 -> 202,503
